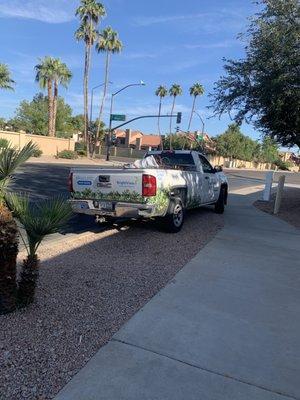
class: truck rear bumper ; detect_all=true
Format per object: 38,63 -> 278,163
70,199 -> 156,218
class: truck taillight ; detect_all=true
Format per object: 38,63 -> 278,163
68,172 -> 73,192
142,174 -> 157,197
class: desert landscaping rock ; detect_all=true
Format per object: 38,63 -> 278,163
254,187 -> 300,229
0,208 -> 223,400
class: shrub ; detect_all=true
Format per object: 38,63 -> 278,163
75,142 -> 87,152
274,159 -> 291,171
56,131 -> 73,139
56,150 -> 78,159
76,149 -> 87,157
32,148 -> 43,157
0,138 -> 9,148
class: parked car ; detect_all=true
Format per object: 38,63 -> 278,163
68,150 -> 228,232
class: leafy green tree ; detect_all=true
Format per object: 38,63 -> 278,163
0,117 -> 6,130
187,83 -> 204,132
258,136 -> 279,163
155,85 -> 168,142
96,27 -> 123,138
215,123 -> 258,161
169,84 -> 183,149
211,0 -> 300,148
0,63 -> 14,90
75,0 -> 106,144
9,93 -> 74,136
35,57 -> 72,136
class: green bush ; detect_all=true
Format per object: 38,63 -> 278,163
32,148 -> 43,157
0,138 -> 9,148
56,150 -> 78,159
76,149 -> 87,156
75,142 -> 87,152
56,131 -> 73,139
274,159 -> 291,171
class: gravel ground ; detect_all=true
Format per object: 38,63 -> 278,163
0,207 -> 224,400
254,187 -> 300,229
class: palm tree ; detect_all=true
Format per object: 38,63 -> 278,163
75,0 -> 106,145
35,57 -> 55,136
96,27 -> 123,140
52,60 -> 72,136
7,194 -> 72,307
187,83 -> 204,132
0,63 -> 15,90
35,57 -> 72,137
155,85 -> 168,148
169,84 -> 183,149
0,142 -> 37,314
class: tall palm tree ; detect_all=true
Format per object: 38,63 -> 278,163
187,83 -> 204,132
0,142 -> 37,314
35,57 -> 72,137
35,57 -> 55,136
52,60 -> 72,135
169,84 -> 183,149
75,0 -> 106,145
7,194 -> 72,307
155,85 -> 168,148
96,26 -> 123,139
0,63 -> 15,90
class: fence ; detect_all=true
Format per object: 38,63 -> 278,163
97,145 -> 274,170
0,131 -> 75,155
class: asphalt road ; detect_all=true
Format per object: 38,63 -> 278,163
11,162 -> 300,235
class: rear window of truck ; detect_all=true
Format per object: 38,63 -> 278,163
146,152 -> 195,168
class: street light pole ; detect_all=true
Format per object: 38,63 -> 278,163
106,81 -> 145,161
90,81 -> 112,123
193,110 -> 205,134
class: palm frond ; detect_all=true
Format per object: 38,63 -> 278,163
0,142 -> 38,191
6,194 -> 72,256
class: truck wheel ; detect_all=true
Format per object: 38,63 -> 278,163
162,197 -> 185,233
215,187 -> 225,214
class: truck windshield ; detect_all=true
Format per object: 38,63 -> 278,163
145,152 -> 195,168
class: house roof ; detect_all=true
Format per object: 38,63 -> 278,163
139,135 -> 161,147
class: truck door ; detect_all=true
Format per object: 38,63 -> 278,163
198,155 -> 219,203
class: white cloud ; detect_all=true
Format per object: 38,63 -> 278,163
185,40 -> 239,50
132,10 -> 247,34
123,52 -> 157,60
0,0 -> 76,23
133,13 -> 209,27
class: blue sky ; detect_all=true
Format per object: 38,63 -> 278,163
0,0 -> 260,138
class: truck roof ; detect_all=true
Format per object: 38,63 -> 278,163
146,150 -> 200,155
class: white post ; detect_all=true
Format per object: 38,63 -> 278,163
274,175 -> 285,214
262,171 -> 274,201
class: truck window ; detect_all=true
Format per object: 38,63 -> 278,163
146,152 -> 195,168
198,154 -> 214,173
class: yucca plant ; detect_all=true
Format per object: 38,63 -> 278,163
7,194 -> 72,307
0,142 -> 37,314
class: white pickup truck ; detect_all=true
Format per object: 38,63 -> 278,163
69,150 -> 228,232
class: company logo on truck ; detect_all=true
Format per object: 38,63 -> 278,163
77,180 -> 92,186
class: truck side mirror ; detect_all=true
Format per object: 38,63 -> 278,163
214,165 -> 223,172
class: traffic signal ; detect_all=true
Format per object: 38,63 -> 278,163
111,131 -> 116,144
176,112 -> 182,124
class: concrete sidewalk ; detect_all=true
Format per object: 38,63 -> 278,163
55,191 -> 300,400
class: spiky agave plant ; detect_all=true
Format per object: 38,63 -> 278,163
7,194 -> 72,306
0,142 -> 37,314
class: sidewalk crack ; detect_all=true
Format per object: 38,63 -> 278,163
112,338 -> 299,400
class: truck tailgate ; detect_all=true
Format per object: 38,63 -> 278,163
72,168 -> 143,195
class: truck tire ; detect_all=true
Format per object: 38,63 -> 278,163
215,187 -> 225,214
161,197 -> 185,233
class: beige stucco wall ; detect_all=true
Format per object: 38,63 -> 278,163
0,131 -> 75,155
